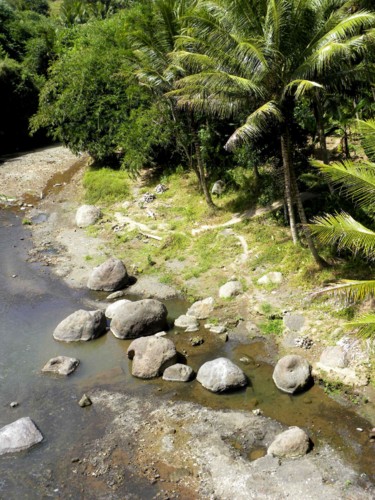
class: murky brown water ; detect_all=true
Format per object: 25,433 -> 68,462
0,209 -> 374,499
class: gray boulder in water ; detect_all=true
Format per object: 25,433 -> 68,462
87,257 -> 129,291
272,355 -> 311,394
110,299 -> 168,339
127,336 -> 177,378
0,417 -> 43,455
42,356 -> 80,375
162,363 -> 194,382
53,309 -> 107,342
197,357 -> 247,393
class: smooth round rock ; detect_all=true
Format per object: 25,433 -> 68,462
0,417 -> 43,455
273,355 -> 311,394
267,427 -> 310,458
42,356 -> 79,375
53,309 -> 107,342
127,337 -> 177,379
87,257 -> 129,292
75,205 -> 101,228
162,363 -> 194,382
196,357 -> 247,393
219,281 -> 242,298
110,299 -> 168,339
105,299 -> 131,319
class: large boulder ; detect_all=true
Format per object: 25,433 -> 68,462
42,356 -> 79,375
0,417 -> 43,455
110,299 -> 168,339
197,358 -> 247,393
162,363 -> 194,382
219,281 -> 243,299
186,297 -> 214,320
105,299 -> 131,319
267,427 -> 311,458
174,315 -> 199,330
75,205 -> 101,228
87,257 -> 129,292
127,337 -> 177,378
53,309 -> 107,342
273,355 -> 311,394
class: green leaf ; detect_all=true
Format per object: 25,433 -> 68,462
346,313 -> 375,338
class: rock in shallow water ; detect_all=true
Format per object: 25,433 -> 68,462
197,357 -> 247,393
162,363 -> 194,382
186,297 -> 214,320
174,314 -> 199,330
267,426 -> 311,458
87,257 -> 129,291
127,337 -> 177,379
110,299 -> 168,339
272,355 -> 311,394
0,417 -> 43,455
42,356 -> 79,375
53,309 -> 107,342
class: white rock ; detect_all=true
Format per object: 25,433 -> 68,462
219,281 -> 243,298
257,272 -> 283,285
105,299 -> 131,319
174,315 -> 199,329
75,205 -> 101,228
186,297 -> 214,320
0,417 -> 43,455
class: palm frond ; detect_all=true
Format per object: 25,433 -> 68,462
346,313 -> 375,338
225,100 -> 282,150
285,79 -> 324,99
311,159 -> 375,208
309,212 -> 375,259
358,119 -> 375,161
311,279 -> 375,302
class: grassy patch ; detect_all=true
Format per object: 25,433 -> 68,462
83,168 -> 130,204
258,318 -> 284,336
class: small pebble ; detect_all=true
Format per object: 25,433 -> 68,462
78,394 -> 92,407
356,427 -> 363,432
10,401 -> 19,408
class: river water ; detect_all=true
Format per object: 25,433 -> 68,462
0,209 -> 374,498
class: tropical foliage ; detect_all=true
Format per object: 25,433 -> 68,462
310,119 -> 375,337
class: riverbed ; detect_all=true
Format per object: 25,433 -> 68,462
0,208 -> 374,498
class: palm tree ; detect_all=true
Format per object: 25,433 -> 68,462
127,0 -> 216,208
169,0 -> 375,267
309,119 -> 375,337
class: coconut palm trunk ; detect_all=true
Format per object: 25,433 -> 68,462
281,129 -> 298,244
193,129 -> 216,208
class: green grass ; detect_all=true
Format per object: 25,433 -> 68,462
83,168 -> 130,204
258,319 -> 284,336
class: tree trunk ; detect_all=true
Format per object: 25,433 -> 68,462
343,127 -> 350,159
193,131 -> 216,209
290,170 -> 329,269
280,131 -> 298,244
314,95 -> 329,165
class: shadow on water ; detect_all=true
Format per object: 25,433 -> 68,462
0,209 -> 374,498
